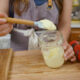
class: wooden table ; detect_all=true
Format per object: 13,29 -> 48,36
8,50 -> 80,80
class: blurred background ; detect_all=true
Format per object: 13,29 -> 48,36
69,0 -> 80,41
71,0 -> 80,27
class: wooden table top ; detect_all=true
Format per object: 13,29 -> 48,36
8,50 -> 80,80
0,49 -> 13,80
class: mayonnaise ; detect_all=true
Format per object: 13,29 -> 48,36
34,19 -> 56,30
41,46 -> 64,68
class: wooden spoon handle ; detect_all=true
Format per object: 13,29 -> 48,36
4,17 -> 34,26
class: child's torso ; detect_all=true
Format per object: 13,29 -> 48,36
14,0 -> 59,29
11,0 -> 59,51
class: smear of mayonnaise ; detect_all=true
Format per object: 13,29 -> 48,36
42,46 -> 64,68
34,19 -> 56,30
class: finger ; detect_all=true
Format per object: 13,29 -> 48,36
64,52 -> 74,61
0,26 -> 13,36
64,46 -> 73,57
62,44 -> 68,50
67,52 -> 75,60
0,13 -> 7,24
70,56 -> 76,62
63,45 -> 67,50
64,47 -> 74,61
8,24 -> 13,33
0,19 -> 7,24
0,24 -> 9,31
0,24 -> 13,36
62,42 -> 68,50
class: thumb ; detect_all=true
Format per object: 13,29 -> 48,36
0,13 -> 7,24
62,41 -> 68,50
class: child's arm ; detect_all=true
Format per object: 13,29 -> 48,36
0,0 -> 9,14
58,0 -> 76,62
58,0 -> 72,41
0,0 -> 13,36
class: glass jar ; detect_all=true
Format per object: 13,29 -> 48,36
39,30 -> 64,68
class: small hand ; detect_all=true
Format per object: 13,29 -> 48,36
0,13 -> 13,36
62,41 -> 76,62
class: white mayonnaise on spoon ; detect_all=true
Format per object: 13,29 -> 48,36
34,19 -> 56,30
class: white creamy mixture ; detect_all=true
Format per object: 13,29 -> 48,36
41,46 -> 64,68
40,19 -> 56,30
35,19 -> 56,30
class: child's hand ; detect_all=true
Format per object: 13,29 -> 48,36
62,41 -> 76,62
0,13 -> 13,36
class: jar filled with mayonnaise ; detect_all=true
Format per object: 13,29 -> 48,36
39,30 -> 64,68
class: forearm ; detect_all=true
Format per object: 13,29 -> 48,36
58,13 -> 71,41
58,22 -> 71,41
58,0 -> 72,41
0,0 -> 9,14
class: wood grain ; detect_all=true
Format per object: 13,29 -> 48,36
8,50 -> 80,80
69,28 -> 80,42
0,49 -> 13,80
4,17 -> 34,26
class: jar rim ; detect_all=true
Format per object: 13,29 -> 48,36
39,30 -> 63,44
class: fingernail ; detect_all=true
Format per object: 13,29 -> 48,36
0,19 -> 6,22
